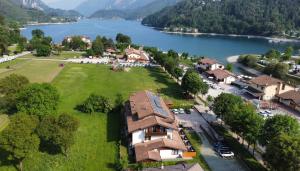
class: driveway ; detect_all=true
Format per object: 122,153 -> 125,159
176,109 -> 248,171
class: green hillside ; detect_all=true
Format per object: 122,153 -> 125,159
142,0 -> 300,37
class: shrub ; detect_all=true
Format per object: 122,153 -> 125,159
76,94 -> 112,113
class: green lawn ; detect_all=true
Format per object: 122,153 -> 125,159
0,59 -> 65,83
0,64 -> 192,171
0,115 -> 9,132
22,51 -> 83,60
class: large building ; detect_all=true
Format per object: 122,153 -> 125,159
125,46 -> 150,64
198,58 -> 224,71
124,91 -> 189,162
245,75 -> 295,100
206,69 -> 236,84
276,90 -> 300,112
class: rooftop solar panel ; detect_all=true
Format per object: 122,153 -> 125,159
147,92 -> 169,117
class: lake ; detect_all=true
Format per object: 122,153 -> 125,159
21,19 -> 300,63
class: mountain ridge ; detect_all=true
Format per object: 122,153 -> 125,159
89,0 -> 181,20
142,0 -> 300,37
75,0 -> 156,16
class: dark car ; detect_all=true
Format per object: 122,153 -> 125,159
184,109 -> 191,114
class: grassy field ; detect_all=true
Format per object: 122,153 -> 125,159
21,51 -> 83,60
0,59 -> 65,83
0,63 -> 192,171
0,115 -> 9,132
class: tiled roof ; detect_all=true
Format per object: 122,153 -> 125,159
250,75 -> 282,86
134,131 -> 187,162
277,90 -> 300,105
130,91 -> 173,119
206,69 -> 234,80
199,58 -> 217,65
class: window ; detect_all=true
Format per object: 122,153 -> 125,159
172,150 -> 179,155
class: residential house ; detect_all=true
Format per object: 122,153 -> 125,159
124,91 -> 189,162
197,58 -> 224,71
245,75 -> 295,100
125,46 -> 150,64
276,90 -> 300,112
206,69 -> 236,84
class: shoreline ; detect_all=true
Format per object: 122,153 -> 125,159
162,31 -> 300,43
25,21 -> 76,26
226,55 -> 240,63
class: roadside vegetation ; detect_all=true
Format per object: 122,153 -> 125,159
212,93 -> 300,171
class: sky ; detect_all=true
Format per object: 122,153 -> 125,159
42,0 -> 86,10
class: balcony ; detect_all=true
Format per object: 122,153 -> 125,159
145,128 -> 167,137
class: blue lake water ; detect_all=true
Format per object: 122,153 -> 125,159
21,19 -> 300,63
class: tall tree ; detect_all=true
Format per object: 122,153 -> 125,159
260,115 -> 300,146
92,36 -> 104,56
37,114 -> 79,156
0,114 -> 40,171
264,134 -> 300,171
116,33 -> 131,44
181,70 -> 208,95
0,74 -> 29,113
16,83 -> 60,116
32,29 -> 44,39
212,93 -> 243,119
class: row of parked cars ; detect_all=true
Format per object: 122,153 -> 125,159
171,108 -> 192,115
213,141 -> 235,158
259,110 -> 275,119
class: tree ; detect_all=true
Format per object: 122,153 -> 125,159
212,93 -> 243,119
239,104 -> 264,151
263,62 -> 289,79
281,46 -> 294,61
92,36 -> 104,56
173,67 -> 184,79
63,36 -> 88,51
0,74 -> 29,113
181,70 -> 208,95
265,49 -> 281,59
0,114 -> 40,171
116,33 -> 131,44
76,94 -> 112,114
181,52 -> 189,59
260,115 -> 300,146
32,29 -> 44,38
264,134 -> 300,171
36,44 -> 51,57
238,55 -> 258,67
37,114 -> 79,155
16,83 -> 60,116
225,63 -> 233,72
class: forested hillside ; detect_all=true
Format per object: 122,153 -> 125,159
142,0 -> 300,37
0,0 -> 81,23
90,0 -> 181,19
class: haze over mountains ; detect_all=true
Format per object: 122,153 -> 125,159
0,0 -> 81,22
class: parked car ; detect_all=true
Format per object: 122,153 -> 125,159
218,150 -> 235,158
184,109 -> 191,114
179,108 -> 185,114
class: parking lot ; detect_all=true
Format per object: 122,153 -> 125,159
175,108 -> 248,171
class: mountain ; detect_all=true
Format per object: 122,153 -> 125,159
90,0 -> 181,20
75,0 -> 155,16
142,0 -> 300,36
0,0 -> 81,23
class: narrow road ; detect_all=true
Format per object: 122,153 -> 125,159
176,111 -> 248,171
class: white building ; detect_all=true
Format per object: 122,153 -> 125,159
198,58 -> 224,71
125,91 -> 189,162
125,46 -> 150,64
206,69 -> 236,84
